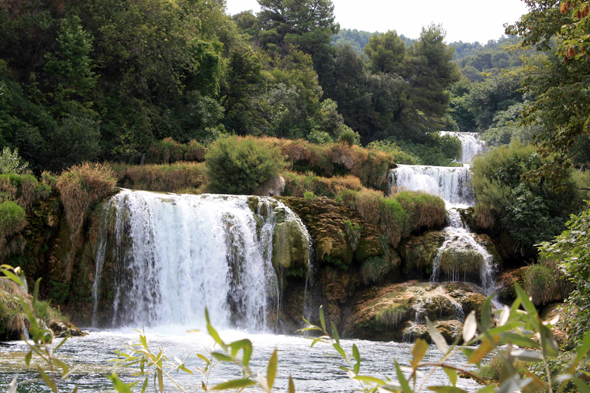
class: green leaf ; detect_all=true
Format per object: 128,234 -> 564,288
514,283 -> 537,316
481,295 -> 493,331
53,358 -> 71,377
140,335 -> 148,350
141,377 -> 148,393
443,367 -> 457,387
394,359 -> 412,393
353,344 -> 361,374
229,339 -> 253,366
211,352 -> 233,362
289,375 -> 296,393
38,368 -> 58,393
333,343 -> 348,361
2,270 -> 22,286
427,387 -> 468,393
108,374 -> 135,393
197,353 -> 211,365
319,306 -> 326,333
32,278 -> 41,307
353,375 -> 387,385
499,332 -> 538,348
331,322 -> 340,345
476,386 -> 495,393
426,317 -> 449,354
267,348 -> 278,390
576,329 -> 590,363
211,378 -> 256,390
24,351 -> 32,367
54,336 -> 69,351
411,339 -> 428,368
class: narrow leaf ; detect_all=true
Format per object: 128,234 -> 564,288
462,311 -> 477,343
212,378 -> 257,390
411,339 -> 428,368
394,360 -> 413,393
267,348 -> 278,390
331,322 -> 340,345
443,367 -> 458,387
289,375 -> 296,393
426,317 -> 449,354
319,306 -> 326,332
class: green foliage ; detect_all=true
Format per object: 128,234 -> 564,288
303,191 -> 316,201
365,140 -> 417,165
393,133 -> 463,166
0,201 -> 26,237
205,136 -> 286,195
338,128 -> 359,146
364,30 -> 406,74
539,203 -> 590,346
0,147 -> 29,175
471,141 -> 583,252
505,0 -> 590,187
47,280 -> 71,305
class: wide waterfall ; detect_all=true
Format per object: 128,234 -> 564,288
92,189 -> 311,330
439,131 -> 485,163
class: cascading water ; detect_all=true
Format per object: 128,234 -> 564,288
388,165 -> 474,207
388,132 -> 497,296
439,131 -> 486,163
92,189 -> 311,331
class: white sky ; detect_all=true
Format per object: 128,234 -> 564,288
225,0 -> 530,44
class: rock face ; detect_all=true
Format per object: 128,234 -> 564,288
398,231 -> 445,279
279,197 -> 386,270
341,281 -> 489,343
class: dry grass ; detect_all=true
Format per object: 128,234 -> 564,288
283,172 -> 362,198
111,162 -> 207,192
475,203 -> 496,229
57,163 -> 117,243
525,259 -> 573,306
392,191 -> 446,235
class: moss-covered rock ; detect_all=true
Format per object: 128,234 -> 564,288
279,197 -> 385,269
398,231 -> 445,279
272,219 -> 309,270
342,281 -> 488,342
496,267 -> 527,303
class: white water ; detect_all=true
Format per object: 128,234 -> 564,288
439,131 -> 485,163
389,133 -> 496,295
92,190 -> 311,331
0,329 -> 482,392
389,165 -> 474,208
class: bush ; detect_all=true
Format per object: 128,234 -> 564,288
0,201 -> 26,237
146,138 -> 207,164
57,163 -> 117,242
0,174 -> 51,209
524,263 -> 570,307
303,191 -> 316,200
366,140 -> 417,165
111,162 -> 207,193
392,191 -> 446,235
471,141 -> 582,252
205,136 -> 286,195
0,147 -> 29,174
338,128 -> 360,146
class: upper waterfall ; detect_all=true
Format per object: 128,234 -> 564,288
92,190 -> 311,331
439,131 -> 485,163
388,165 -> 474,208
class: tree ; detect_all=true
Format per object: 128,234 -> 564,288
506,0 -> 590,187
364,30 -> 406,74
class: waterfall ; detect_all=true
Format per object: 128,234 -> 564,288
439,131 -> 486,163
388,165 -> 474,207
92,189 -> 311,331
388,136 -> 497,295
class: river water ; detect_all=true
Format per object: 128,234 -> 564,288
0,327 -> 482,392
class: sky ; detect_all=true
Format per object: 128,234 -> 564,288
225,0 -> 530,44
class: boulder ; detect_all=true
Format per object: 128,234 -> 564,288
398,231 -> 445,279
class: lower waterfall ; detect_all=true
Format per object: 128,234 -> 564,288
92,189 -> 311,331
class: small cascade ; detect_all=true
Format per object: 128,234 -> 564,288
92,190 -> 311,331
430,211 -> 496,296
388,134 -> 497,295
439,131 -> 486,163
388,165 -> 474,207
21,321 -> 29,340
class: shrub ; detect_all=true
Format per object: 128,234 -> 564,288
471,141 -> 582,252
366,140 -> 417,165
205,136 -> 286,195
303,191 -> 316,200
338,128 -> 360,146
0,174 -> 50,209
378,197 -> 408,247
57,163 -> 117,242
392,191 -> 446,235
146,138 -> 207,164
283,172 -> 362,198
0,201 -> 26,237
0,147 -> 29,174
111,162 -> 207,193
